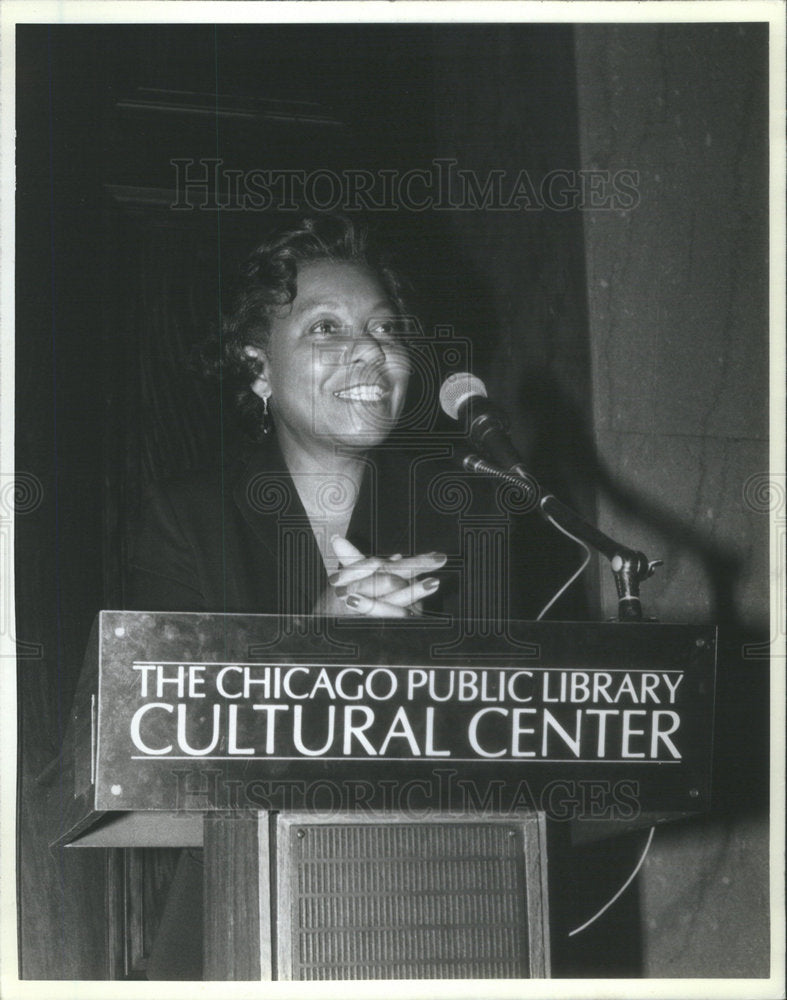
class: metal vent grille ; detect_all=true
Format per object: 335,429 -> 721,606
278,821 -> 531,980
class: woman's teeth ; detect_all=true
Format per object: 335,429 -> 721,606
334,384 -> 387,401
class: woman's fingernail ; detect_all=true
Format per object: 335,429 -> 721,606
390,553 -> 403,561
345,594 -> 362,609
328,573 -> 340,585
334,585 -> 347,597
423,577 -> 440,590
428,551 -> 446,560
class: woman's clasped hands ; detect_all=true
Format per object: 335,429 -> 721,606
329,535 -> 447,618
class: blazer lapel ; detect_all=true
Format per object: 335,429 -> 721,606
231,438 -> 326,615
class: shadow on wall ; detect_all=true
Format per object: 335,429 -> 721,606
516,368 -> 750,632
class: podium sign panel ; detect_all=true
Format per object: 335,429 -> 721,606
65,611 -> 716,839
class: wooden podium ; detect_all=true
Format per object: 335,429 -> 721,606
52,612 -> 716,980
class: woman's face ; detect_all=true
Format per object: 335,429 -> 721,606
250,260 -> 411,455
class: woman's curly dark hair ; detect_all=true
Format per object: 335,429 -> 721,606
199,214 -> 409,441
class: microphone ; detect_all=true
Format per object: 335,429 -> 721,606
439,372 -> 529,477
441,373 -> 662,621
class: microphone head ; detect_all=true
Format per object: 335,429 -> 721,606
439,372 -> 488,421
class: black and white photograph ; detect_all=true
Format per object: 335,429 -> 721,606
2,1 -> 784,996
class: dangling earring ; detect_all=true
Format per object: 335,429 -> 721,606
262,394 -> 273,435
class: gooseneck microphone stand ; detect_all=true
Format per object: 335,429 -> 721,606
462,454 -> 662,622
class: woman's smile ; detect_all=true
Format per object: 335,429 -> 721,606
333,382 -> 391,402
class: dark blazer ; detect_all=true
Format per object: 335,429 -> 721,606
128,434 -> 583,621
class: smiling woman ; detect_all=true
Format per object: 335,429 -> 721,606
130,215 -> 450,626
245,260 -> 411,446
241,257 -> 417,594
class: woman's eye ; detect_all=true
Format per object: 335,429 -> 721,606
310,320 -> 342,336
369,320 -> 397,339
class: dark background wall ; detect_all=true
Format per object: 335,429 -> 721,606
574,23 -> 770,975
15,21 -> 770,980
